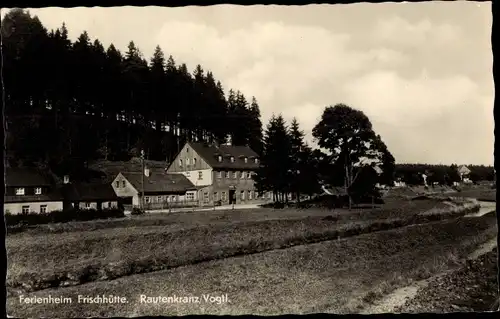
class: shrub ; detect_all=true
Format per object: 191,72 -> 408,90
5,207 -> 125,227
131,207 -> 145,215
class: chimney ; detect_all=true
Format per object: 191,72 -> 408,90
63,175 -> 70,184
144,167 -> 150,177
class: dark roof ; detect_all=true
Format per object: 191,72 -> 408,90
5,167 -> 52,187
61,182 -> 119,202
121,172 -> 195,194
188,142 -> 260,170
88,159 -> 167,183
4,192 -> 64,203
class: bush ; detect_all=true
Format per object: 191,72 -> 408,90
5,207 -> 125,227
131,207 -> 145,215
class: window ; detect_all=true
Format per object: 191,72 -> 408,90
248,190 -> 253,200
145,196 -> 150,203
244,157 -> 248,163
122,181 -> 126,187
15,188 -> 25,195
198,171 -> 203,180
186,147 -> 189,152
157,196 -> 162,202
233,171 -> 238,179
225,171 -> 230,178
221,192 -> 227,201
85,202 -> 91,208
214,192 -> 218,201
247,172 -> 252,179
179,159 -> 183,167
204,192 -> 209,203
22,206 -> 30,214
40,205 -> 47,214
255,158 -> 259,164
35,187 -> 42,195
241,171 -> 245,179
216,171 -> 222,179
186,192 -> 194,201
230,156 -> 235,163
115,181 -> 120,188
193,158 -> 197,166
186,158 -> 190,165
240,190 -> 245,200
218,156 -> 223,162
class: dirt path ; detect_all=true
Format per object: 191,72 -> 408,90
360,237 -> 498,314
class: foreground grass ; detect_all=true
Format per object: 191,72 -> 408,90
7,213 -> 497,317
6,200 -> 476,294
394,247 -> 499,313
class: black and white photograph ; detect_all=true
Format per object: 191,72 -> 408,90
2,2 -> 498,317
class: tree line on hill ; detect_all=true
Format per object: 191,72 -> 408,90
2,8 -> 263,176
394,164 -> 495,185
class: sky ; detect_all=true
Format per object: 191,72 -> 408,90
2,3 -> 494,165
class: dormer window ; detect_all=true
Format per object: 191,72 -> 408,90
218,155 -> 223,162
15,188 -> 25,195
230,156 -> 235,163
244,157 -> 248,163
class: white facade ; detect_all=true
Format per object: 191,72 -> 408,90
4,201 -> 64,215
112,173 -> 140,206
180,168 -> 213,187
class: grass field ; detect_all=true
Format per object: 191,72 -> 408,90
450,189 -> 496,202
7,213 -> 497,317
7,197 -> 448,235
6,198 -> 477,295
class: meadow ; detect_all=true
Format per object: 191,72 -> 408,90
7,212 -> 497,317
6,197 -> 480,296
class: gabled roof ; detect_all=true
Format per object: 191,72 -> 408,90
88,159 -> 167,182
188,142 -> 260,170
61,182 -> 119,202
5,167 -> 52,187
120,171 -> 195,194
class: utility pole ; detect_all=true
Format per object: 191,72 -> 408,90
141,149 -> 145,211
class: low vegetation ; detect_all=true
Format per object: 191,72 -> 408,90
6,199 -> 479,294
7,213 -> 497,317
5,208 -> 124,230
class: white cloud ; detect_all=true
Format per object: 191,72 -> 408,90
342,71 -> 493,164
371,16 -> 462,48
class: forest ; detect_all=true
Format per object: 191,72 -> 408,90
2,8 -> 263,176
